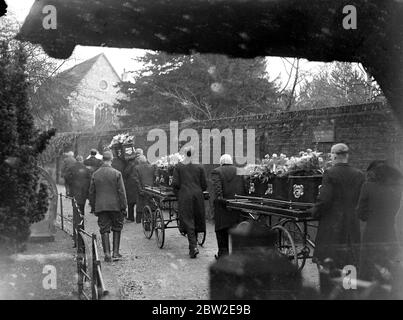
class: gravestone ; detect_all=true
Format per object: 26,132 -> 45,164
30,167 -> 58,242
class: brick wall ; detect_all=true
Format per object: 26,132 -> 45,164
69,102 -> 403,173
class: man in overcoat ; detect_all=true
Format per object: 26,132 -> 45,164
309,143 -> 365,269
65,155 -> 91,247
172,146 -> 208,258
61,151 -> 76,196
123,158 -> 138,222
89,151 -> 127,262
133,155 -> 155,224
211,154 -> 246,259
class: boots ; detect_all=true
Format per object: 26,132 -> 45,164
101,233 -> 112,262
188,230 -> 199,259
112,231 -> 122,261
135,210 -> 142,224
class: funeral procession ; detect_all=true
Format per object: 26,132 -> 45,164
2,0 -> 403,304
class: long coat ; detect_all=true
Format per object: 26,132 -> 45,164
172,163 -> 207,234
310,163 -> 365,267
89,164 -> 128,213
133,163 -> 155,212
211,164 -> 246,231
356,180 -> 402,280
123,160 -> 138,204
61,156 -> 76,181
65,162 -> 91,205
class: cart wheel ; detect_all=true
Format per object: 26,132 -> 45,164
197,232 -> 206,246
155,208 -> 165,248
271,225 -> 301,270
281,220 -> 314,270
142,206 -> 154,239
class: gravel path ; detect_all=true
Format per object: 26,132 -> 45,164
56,185 -> 320,300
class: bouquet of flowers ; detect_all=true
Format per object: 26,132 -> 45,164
284,149 -> 325,176
153,153 -> 185,187
153,153 -> 185,169
108,133 -> 135,148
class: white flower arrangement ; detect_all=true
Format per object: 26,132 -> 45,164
249,149 -> 327,179
153,153 -> 185,169
108,133 -> 135,148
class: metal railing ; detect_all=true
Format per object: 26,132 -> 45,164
57,192 -> 108,300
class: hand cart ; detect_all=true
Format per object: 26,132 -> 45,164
142,186 -> 209,249
226,195 -> 318,270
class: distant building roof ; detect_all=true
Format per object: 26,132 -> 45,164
51,53 -> 121,96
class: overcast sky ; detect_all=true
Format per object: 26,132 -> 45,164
5,0 -> 324,87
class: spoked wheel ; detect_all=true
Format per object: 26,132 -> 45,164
281,220 -> 313,271
197,232 -> 206,246
142,205 -> 154,239
155,208 -> 165,248
271,225 -> 300,270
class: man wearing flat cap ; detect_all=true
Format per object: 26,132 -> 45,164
89,151 -> 127,262
309,143 -> 365,270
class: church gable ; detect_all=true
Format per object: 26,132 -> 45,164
68,54 -> 125,132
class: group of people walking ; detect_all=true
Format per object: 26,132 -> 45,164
60,142 -> 403,287
61,148 -> 155,262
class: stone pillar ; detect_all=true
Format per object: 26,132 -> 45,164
30,167 -> 58,242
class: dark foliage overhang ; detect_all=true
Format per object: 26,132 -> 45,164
15,0 -> 403,125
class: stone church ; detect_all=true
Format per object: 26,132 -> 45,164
54,53 -> 126,132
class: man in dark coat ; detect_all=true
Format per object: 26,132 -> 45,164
65,155 -> 91,247
211,154 -> 246,259
133,155 -> 155,223
123,158 -> 138,222
84,149 -> 103,174
61,151 -> 76,196
89,151 -> 127,262
356,161 -> 403,283
172,146 -> 208,258
309,143 -> 365,269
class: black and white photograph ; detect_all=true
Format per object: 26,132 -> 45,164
1,0 -> 403,306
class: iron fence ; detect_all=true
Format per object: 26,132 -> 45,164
56,192 -> 108,300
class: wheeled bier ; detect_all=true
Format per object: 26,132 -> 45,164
226,195 -> 318,270
142,186 -> 209,249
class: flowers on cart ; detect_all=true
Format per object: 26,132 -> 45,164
247,149 -> 327,180
108,133 -> 135,148
153,153 -> 185,169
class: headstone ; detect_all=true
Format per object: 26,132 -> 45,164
29,167 -> 58,242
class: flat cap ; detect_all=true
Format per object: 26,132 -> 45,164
331,143 -> 349,154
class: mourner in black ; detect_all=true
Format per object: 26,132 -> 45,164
89,151 -> 127,262
83,149 -> 103,174
309,143 -> 365,269
133,155 -> 155,224
211,154 -> 246,259
123,158 -> 138,222
65,155 -> 91,247
172,146 -> 208,258
357,161 -> 403,281
61,151 -> 76,196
